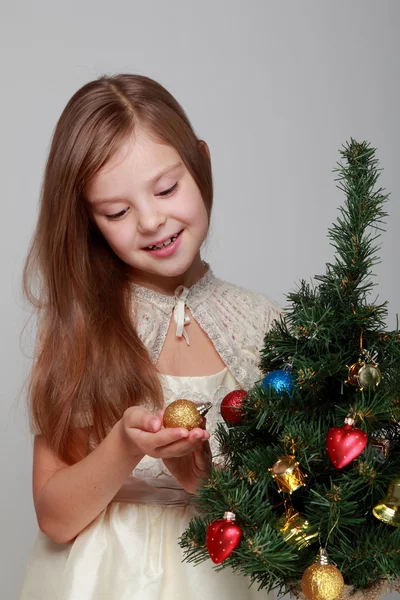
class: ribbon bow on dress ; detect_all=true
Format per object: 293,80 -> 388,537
173,285 -> 191,345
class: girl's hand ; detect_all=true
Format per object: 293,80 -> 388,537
157,410 -> 213,494
117,406 -> 210,463
162,440 -> 212,494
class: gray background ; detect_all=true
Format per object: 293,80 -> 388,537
1,1 -> 399,598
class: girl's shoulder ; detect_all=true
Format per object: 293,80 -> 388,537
212,276 -> 282,334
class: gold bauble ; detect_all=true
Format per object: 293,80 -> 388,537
163,399 -> 212,430
301,549 -> 344,600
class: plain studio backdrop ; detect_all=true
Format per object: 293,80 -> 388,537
1,1 -> 399,598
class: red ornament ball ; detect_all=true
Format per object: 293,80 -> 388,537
326,419 -> 368,469
206,511 -> 243,563
220,390 -> 248,425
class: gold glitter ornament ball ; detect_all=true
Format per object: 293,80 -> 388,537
301,550 -> 344,600
163,400 -> 212,430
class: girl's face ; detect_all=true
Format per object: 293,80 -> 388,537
84,127 -> 209,290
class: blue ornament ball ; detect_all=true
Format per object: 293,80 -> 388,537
262,369 -> 296,396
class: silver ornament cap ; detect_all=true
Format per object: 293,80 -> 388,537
197,402 -> 212,417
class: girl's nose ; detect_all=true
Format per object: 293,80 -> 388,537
137,205 -> 167,234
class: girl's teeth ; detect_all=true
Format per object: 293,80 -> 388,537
148,233 -> 179,250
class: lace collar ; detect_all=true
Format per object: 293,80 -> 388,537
130,261 -> 217,314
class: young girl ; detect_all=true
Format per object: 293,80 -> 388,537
19,73 -> 281,600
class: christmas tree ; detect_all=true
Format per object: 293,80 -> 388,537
180,140 -> 400,600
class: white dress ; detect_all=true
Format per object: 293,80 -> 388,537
19,367 -> 275,600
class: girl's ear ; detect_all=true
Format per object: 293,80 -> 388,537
199,139 -> 211,160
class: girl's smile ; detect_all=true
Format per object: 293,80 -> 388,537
143,228 -> 184,257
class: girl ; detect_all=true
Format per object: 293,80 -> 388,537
19,73 -> 281,600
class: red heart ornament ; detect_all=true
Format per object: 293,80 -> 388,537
206,512 -> 243,563
326,422 -> 368,468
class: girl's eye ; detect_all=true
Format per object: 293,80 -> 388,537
105,183 -> 178,220
157,182 -> 178,197
106,208 -> 130,221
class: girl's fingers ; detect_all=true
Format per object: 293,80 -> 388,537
188,427 -> 208,441
193,446 -> 212,472
146,427 -> 190,448
154,426 -> 208,448
201,440 -> 212,457
125,406 -> 162,433
123,408 -> 212,457
155,429 -> 210,457
159,442 -> 204,459
127,412 -> 209,456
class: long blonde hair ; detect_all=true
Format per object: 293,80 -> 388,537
23,74 -> 213,463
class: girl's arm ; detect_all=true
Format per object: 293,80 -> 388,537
33,406 -> 209,544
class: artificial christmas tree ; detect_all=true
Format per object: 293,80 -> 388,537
180,140 -> 400,599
